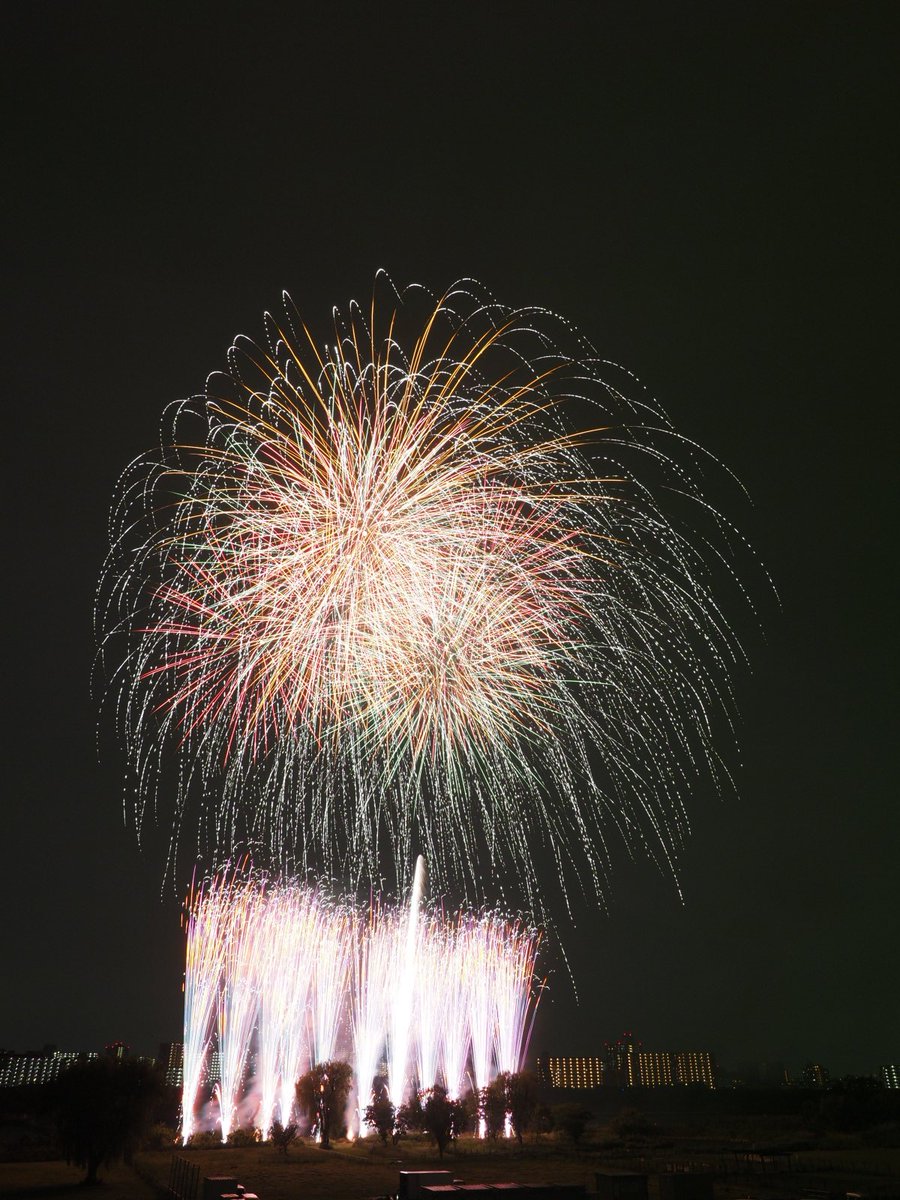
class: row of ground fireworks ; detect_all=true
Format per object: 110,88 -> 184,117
182,862 -> 540,1141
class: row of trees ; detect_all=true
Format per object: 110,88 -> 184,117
363,1071 -> 541,1157
59,1056 -> 900,1185
45,1055 -> 544,1183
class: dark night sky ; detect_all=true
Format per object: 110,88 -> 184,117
3,3 -> 897,1077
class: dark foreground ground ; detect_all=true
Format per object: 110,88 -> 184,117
0,1157 -> 158,1198
2,1129 -> 899,1200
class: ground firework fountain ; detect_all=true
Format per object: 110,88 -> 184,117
180,861 -> 541,1143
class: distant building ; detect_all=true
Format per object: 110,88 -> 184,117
759,1060 -> 791,1087
605,1032 -> 642,1088
0,1047 -> 93,1088
201,1050 -> 221,1087
800,1062 -> 830,1088
674,1051 -> 716,1089
638,1051 -> 673,1088
539,1035 -> 716,1090
104,1040 -> 129,1062
158,1042 -> 184,1087
881,1064 -> 899,1090
538,1055 -> 605,1088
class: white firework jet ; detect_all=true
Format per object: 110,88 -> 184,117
256,883 -> 316,1133
214,876 -> 264,1141
350,898 -> 395,1136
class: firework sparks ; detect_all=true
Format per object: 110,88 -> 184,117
100,275 -> 748,904
256,883 -> 316,1133
350,898 -> 394,1136
214,876 -> 264,1141
181,872 -> 228,1143
388,854 -> 426,1106
180,870 -> 541,1142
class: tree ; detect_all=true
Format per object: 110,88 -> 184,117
396,1089 -> 425,1136
421,1085 -> 466,1159
506,1072 -> 539,1146
296,1061 -> 353,1148
535,1104 -> 555,1136
480,1077 -> 508,1140
557,1103 -> 591,1146
269,1118 -> 298,1155
226,1125 -> 259,1147
364,1083 -> 396,1145
456,1088 -> 476,1136
479,1072 -> 537,1144
51,1056 -> 163,1184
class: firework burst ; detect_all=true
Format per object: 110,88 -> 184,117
99,275 -> 747,905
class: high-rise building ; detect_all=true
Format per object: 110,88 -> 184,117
638,1051 -> 673,1087
104,1040 -> 129,1062
800,1062 -> 830,1088
673,1051 -> 716,1089
604,1032 -> 642,1088
201,1050 -> 221,1087
881,1064 -> 899,1090
158,1042 -> 184,1088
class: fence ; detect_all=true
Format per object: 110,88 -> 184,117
168,1154 -> 201,1200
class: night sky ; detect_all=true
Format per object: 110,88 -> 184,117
3,3 -> 897,1078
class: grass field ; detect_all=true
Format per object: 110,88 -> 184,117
3,1133 -> 898,1200
137,1134 -> 603,1198
138,1133 -> 900,1200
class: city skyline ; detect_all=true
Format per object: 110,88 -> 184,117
3,3 -> 897,1081
4,1037 -> 898,1094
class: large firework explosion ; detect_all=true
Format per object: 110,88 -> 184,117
181,865 -> 541,1143
99,275 -> 746,907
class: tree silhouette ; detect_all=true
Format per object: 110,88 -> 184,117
364,1081 -> 396,1144
396,1089 -> 425,1135
480,1076 -> 508,1139
557,1102 -> 591,1145
269,1118 -> 298,1155
296,1061 -> 353,1148
421,1085 -> 466,1158
506,1071 -> 538,1145
480,1072 -> 538,1144
51,1056 -> 163,1184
